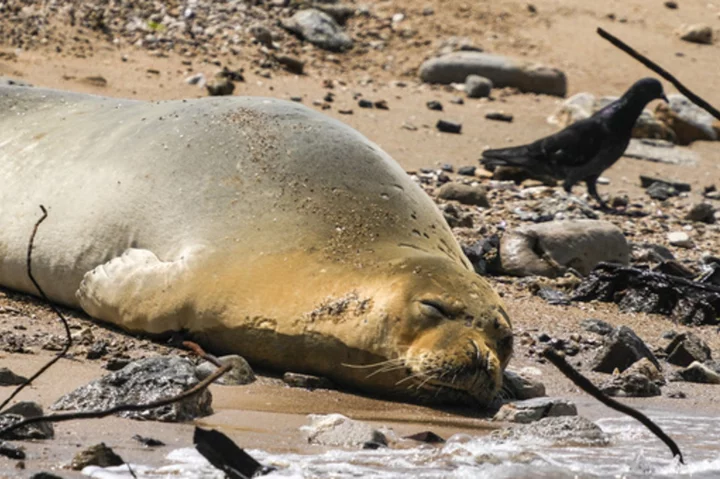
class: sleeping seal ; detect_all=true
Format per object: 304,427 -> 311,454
0,86 -> 512,406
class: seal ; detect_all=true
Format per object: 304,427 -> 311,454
0,85 -> 513,406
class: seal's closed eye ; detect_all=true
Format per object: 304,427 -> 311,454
419,299 -> 452,319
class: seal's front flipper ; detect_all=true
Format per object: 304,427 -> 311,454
76,248 -> 193,334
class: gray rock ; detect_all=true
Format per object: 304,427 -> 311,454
437,183 -> 489,207
248,24 -> 274,48
667,231 -> 694,248
686,203 -> 716,223
0,401 -> 54,440
664,332 -> 712,367
283,372 -> 335,390
0,367 -> 28,386
71,443 -> 124,470
647,181 -> 678,200
457,166 -> 476,176
493,416 -> 608,446
590,326 -> 660,373
664,94 -> 718,142
640,175 -> 691,191
673,361 -> 720,384
196,355 -> 255,386
499,220 -> 629,278
0,77 -> 32,88
502,370 -> 546,400
631,242 -> 675,263
580,318 -> 614,336
302,414 -> 387,447
314,4 -> 356,25
0,441 -> 25,459
624,139 -> 698,166
600,373 -> 661,397
206,78 -> 235,96
677,24 -> 713,45
52,357 -> 212,422
493,397 -> 577,424
486,112 -> 514,122
465,74 -> 492,98
281,9 -> 353,52
419,52 -> 567,97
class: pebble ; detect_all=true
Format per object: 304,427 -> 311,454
686,203 -> 716,224
426,100 -> 443,111
71,443 -> 124,470
457,166 -> 476,176
358,99 -> 373,108
485,112 -> 513,122
283,372 -> 335,390
436,119 -> 462,134
465,74 -> 493,98
493,397 -> 577,424
0,367 -> 28,386
667,231 -> 694,248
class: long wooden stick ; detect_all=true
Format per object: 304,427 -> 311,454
542,347 -> 684,464
597,27 -> 720,121
0,206 -> 73,412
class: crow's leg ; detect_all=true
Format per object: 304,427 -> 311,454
585,176 -> 610,210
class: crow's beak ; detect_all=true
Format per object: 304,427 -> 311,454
660,93 -> 669,103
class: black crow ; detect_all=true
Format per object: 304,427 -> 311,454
481,78 -> 668,208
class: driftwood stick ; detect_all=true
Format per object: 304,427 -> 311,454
542,347 -> 684,464
0,362 -> 231,438
597,27 -> 720,121
0,206 -> 74,413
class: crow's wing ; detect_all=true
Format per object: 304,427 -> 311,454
481,117 -> 611,173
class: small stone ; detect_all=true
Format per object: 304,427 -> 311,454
590,326 -> 659,373
0,441 -> 25,460
71,443 -> 124,470
580,319 -> 614,336
185,73 -> 206,86
403,431 -> 445,443
686,203 -> 715,223
338,109 -> 353,115
86,341 -> 108,360
426,100 -> 443,111
440,163 -> 454,172
206,78 -> 234,96
465,75 -> 493,98
374,100 -> 389,110
485,112 -> 512,123
196,355 -> 255,386
275,55 -> 305,75
457,166 -> 476,176
132,434 -> 165,447
105,356 -> 131,371
664,1 -> 678,9
677,24 -> 713,45
358,99 -> 373,108
667,390 -> 686,399
667,231 -> 694,248
664,332 -> 712,367
290,96 -> 303,103
0,367 -> 28,386
493,416 -> 608,446
646,182 -> 677,200
437,182 -> 489,207
502,370 -> 546,400
493,397 -> 577,423
673,361 -> 720,384
283,372 -> 335,390
449,97 -> 465,105
600,373 -> 661,397
0,402 -> 54,440
436,119 -> 462,134
248,24 -> 274,48
302,414 -> 387,447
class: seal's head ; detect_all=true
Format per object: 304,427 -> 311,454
361,253 -> 513,407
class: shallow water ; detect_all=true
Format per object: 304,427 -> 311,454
83,413 -> 720,479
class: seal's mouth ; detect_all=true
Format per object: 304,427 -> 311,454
399,339 -> 502,407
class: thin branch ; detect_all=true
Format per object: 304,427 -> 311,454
0,362 -> 231,438
597,27 -> 720,121
541,347 -> 684,464
0,205 -> 73,412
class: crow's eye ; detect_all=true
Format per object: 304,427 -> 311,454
419,300 -> 451,319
